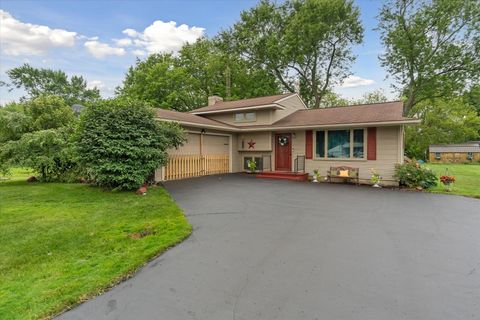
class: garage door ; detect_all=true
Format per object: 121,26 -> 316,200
162,133 -> 230,181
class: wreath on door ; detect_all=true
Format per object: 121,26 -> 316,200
278,136 -> 289,146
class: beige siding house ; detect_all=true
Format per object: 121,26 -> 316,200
155,93 -> 419,186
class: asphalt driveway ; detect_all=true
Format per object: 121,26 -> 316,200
59,174 -> 480,320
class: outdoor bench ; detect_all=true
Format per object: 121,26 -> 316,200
327,166 -> 359,185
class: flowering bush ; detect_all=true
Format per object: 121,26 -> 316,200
440,175 -> 455,184
394,162 -> 438,189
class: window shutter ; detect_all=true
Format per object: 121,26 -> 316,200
305,130 -> 313,159
367,127 -> 377,160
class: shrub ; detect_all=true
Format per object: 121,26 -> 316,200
76,99 -> 185,190
0,127 -> 79,182
394,162 -> 438,189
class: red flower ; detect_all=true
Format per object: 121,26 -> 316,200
440,175 -> 455,184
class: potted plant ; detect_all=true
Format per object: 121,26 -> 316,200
370,168 -> 381,187
312,169 -> 319,182
440,175 -> 455,192
247,159 -> 257,173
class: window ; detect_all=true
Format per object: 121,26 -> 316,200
234,112 -> 256,122
243,156 -> 263,170
315,129 -> 365,159
467,152 -> 473,160
315,131 -> 325,158
353,129 -> 364,158
435,152 -> 441,160
328,130 -> 350,158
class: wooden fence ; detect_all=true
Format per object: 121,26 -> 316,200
163,154 -> 230,181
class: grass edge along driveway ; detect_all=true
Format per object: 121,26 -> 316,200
0,177 -> 191,320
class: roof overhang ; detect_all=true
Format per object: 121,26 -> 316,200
155,118 -> 240,132
190,103 -> 285,115
237,119 -> 421,132
156,118 -> 420,133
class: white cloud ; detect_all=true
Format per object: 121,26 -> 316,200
122,20 -> 204,54
0,9 -> 76,56
84,40 -> 125,58
132,49 -> 146,56
340,75 -> 375,88
114,38 -> 132,46
87,80 -> 106,90
87,79 -> 115,97
122,28 -> 139,38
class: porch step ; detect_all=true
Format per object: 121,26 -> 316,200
256,171 -> 309,182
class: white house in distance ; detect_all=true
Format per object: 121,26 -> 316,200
155,93 -> 419,185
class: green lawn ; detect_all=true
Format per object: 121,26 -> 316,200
425,163 -> 480,198
0,177 -> 191,319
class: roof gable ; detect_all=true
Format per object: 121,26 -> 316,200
190,93 -> 297,114
272,101 -> 409,127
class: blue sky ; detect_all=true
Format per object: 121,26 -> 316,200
0,0 -> 392,105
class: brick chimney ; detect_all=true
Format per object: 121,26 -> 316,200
208,95 -> 223,106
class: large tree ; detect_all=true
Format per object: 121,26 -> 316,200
2,63 -> 101,105
378,0 -> 480,115
117,38 -> 279,111
220,0 -> 363,108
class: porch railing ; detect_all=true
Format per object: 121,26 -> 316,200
294,155 -> 306,172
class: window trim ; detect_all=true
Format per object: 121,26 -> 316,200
313,128 -> 367,161
234,112 -> 257,123
435,152 -> 441,160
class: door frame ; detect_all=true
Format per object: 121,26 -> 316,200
275,133 -> 292,171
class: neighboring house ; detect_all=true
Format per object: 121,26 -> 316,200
155,93 -> 419,186
429,142 -> 480,163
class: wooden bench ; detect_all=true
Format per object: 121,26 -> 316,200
327,166 -> 359,185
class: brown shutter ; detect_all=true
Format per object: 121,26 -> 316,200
367,127 -> 377,160
305,130 -> 313,159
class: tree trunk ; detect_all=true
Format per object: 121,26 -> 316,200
404,85 -> 416,116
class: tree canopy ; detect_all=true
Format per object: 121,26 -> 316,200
220,0 -> 363,108
2,63 -> 101,105
378,0 -> 480,115
405,97 -> 480,159
0,95 -> 79,180
117,38 -> 280,111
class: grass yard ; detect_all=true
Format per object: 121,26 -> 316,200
425,163 -> 480,198
0,177 -> 191,319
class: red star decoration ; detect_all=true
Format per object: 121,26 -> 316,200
247,139 -> 256,149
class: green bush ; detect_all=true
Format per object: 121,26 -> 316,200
0,95 -> 79,181
394,162 -> 438,189
76,99 -> 185,190
0,127 -> 79,182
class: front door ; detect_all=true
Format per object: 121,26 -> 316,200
275,133 -> 292,171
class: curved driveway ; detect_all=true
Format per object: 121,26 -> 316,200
59,174 -> 480,320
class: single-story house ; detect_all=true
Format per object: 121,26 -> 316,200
429,141 -> 480,163
155,93 -> 420,186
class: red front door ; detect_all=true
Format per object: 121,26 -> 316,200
275,133 -> 292,171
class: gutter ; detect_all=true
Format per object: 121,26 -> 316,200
156,118 -> 421,133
